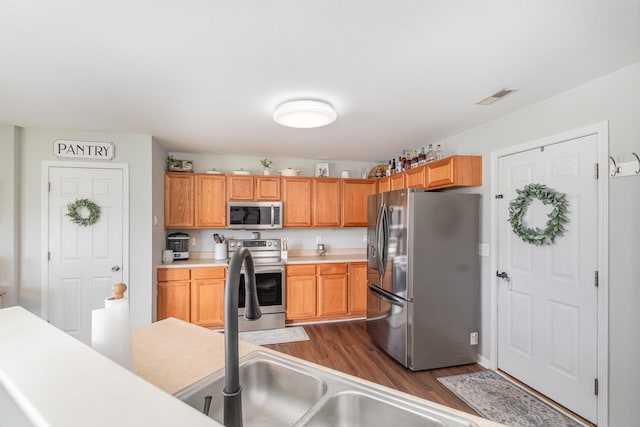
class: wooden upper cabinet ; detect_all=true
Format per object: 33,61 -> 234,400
313,178 -> 341,227
342,179 -> 377,227
405,165 -> 427,189
282,177 -> 313,227
195,175 -> 226,228
426,155 -> 482,190
378,176 -> 390,193
227,175 -> 254,200
255,176 -> 281,201
164,173 -> 195,227
390,172 -> 406,190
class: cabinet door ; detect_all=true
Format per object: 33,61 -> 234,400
313,178 -> 341,227
282,177 -> 313,227
342,179 -> 377,227
255,176 -> 281,201
158,280 -> 190,322
195,175 -> 227,228
425,155 -> 482,190
164,173 -> 194,227
349,262 -> 367,315
318,274 -> 349,317
286,275 -> 317,319
378,176 -> 390,193
405,165 -> 427,189
390,172 -> 406,190
191,278 -> 225,327
227,175 -> 254,200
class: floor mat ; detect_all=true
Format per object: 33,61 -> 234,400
437,370 -> 585,427
238,326 -> 309,346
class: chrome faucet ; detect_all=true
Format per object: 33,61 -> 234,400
223,247 -> 262,427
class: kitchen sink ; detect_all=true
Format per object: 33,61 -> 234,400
302,391 -> 473,427
175,351 -> 478,427
175,353 -> 328,426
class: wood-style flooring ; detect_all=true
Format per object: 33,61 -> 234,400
264,320 -> 486,416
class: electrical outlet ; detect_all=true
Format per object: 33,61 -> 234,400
470,332 -> 478,345
190,237 -> 196,247
478,243 -> 490,257
363,233 -> 368,243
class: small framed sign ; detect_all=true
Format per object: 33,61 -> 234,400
54,139 -> 115,160
316,162 -> 329,177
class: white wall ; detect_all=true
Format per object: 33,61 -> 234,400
168,152 -> 378,179
16,128 -> 155,329
0,124 -> 19,307
433,62 -> 640,426
176,227 -> 367,254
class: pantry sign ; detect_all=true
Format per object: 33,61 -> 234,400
53,139 -> 115,160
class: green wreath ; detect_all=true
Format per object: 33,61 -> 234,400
508,183 -> 569,246
66,199 -> 101,227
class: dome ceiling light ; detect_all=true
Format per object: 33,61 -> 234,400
273,100 -> 337,128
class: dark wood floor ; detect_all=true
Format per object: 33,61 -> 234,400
264,320 -> 486,416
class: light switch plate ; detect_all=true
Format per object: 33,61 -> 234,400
478,243 -> 490,257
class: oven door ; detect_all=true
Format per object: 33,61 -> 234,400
238,265 -> 285,315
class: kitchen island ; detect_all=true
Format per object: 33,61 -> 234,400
0,306 -> 501,427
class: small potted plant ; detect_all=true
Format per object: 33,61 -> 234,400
260,158 -> 273,175
166,155 -> 182,171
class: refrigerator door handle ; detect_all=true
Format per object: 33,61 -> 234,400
375,203 -> 386,277
380,205 -> 389,279
368,282 -> 404,307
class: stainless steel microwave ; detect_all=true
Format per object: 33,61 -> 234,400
227,201 -> 283,229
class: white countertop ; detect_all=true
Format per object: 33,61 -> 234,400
0,307 -> 217,427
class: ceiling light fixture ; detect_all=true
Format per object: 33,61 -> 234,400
273,100 -> 337,128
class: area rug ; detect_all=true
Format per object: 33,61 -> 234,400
437,370 -> 584,427
237,326 -> 309,346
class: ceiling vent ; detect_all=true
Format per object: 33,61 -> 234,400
476,88 -> 516,105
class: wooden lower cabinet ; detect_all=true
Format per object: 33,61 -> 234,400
286,265 -> 317,320
286,262 -> 365,323
157,268 -> 191,322
349,262 -> 367,315
190,267 -> 226,327
157,266 -> 226,328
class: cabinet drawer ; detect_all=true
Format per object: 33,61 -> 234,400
158,268 -> 190,281
317,263 -> 348,275
287,264 -> 316,276
192,267 -> 226,280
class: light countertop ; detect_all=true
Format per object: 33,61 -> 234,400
0,306 -> 502,427
157,249 -> 367,269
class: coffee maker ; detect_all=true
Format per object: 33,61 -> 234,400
167,232 -> 189,260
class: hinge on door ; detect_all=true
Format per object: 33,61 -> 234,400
48,181 -> 51,192
594,378 -> 599,395
48,251 -> 51,261
595,271 -> 599,288
594,163 -> 599,179
495,194 -> 504,199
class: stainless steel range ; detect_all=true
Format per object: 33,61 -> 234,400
227,238 -> 285,331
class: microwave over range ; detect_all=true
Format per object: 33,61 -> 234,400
227,201 -> 283,230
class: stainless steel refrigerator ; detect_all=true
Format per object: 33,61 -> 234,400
366,189 -> 480,371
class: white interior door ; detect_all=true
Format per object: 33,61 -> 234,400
497,134 -> 598,422
47,166 -> 125,343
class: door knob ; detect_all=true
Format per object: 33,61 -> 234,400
112,265 -> 121,272
496,271 -> 510,280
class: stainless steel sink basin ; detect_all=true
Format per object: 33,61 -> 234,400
302,391 -> 473,427
175,351 -> 478,427
175,352 -> 327,426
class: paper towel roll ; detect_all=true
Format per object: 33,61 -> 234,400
92,296 -> 132,369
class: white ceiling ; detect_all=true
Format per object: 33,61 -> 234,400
1,1 -> 639,162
